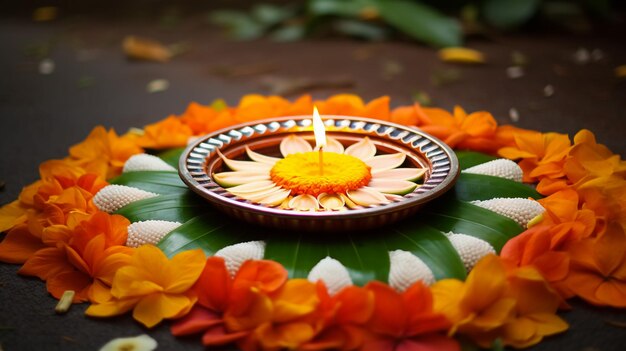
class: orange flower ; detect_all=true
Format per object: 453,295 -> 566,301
500,225 -> 570,293
234,95 -> 313,122
136,115 -> 194,149
561,222 -> 626,308
576,176 -> 626,231
179,101 -> 234,135
86,244 -> 205,327
300,283 -> 373,351
537,189 -> 597,246
68,126 -> 143,179
361,281 -> 459,351
18,211 -> 133,302
314,95 -> 390,121
390,104 -> 421,126
564,129 -> 626,185
432,255 -> 567,348
415,105 -> 502,153
498,131 -> 571,183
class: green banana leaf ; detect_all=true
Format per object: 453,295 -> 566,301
111,150 -> 531,285
111,171 -> 187,195
456,151 -> 497,170
155,148 -> 185,168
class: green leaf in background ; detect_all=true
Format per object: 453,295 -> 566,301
424,198 -> 523,252
115,192 -> 208,223
111,171 -> 187,195
309,0 -> 376,17
376,0 -> 462,47
155,147 -> 185,169
251,4 -> 297,27
456,150 -> 497,170
332,19 -> 388,41
455,173 -> 541,201
158,213 -> 260,258
482,0 -> 540,29
208,10 -> 265,40
270,24 -> 307,42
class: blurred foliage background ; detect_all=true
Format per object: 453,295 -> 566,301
2,0 -> 623,48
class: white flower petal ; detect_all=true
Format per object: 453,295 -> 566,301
280,134 -> 312,157
123,154 -> 176,173
367,153 -> 407,173
288,194 -> 319,211
213,171 -> 270,187
388,250 -> 435,291
215,241 -> 266,277
321,137 -> 345,154
217,150 -> 272,172
308,257 -> 353,295
367,179 -> 417,195
344,136 -> 376,161
384,193 -> 404,202
471,197 -> 545,228
245,145 -> 280,165
340,194 -> 361,209
317,193 -> 345,210
226,180 -> 276,194
257,188 -> 292,206
445,232 -> 496,272
373,168 -> 426,182
346,188 -> 389,206
99,334 -> 157,351
463,159 -> 523,182
126,220 -> 182,248
93,185 -> 159,213
232,186 -> 284,202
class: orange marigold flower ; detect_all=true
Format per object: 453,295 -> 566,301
86,245 -> 205,328
235,95 -> 313,122
432,255 -> 567,348
565,129 -> 626,185
576,176 -> 626,231
68,126 -> 143,179
361,281 -> 459,351
301,283 -> 374,351
136,115 -> 194,149
537,189 -> 597,246
415,105 -> 502,153
17,211 -> 133,303
314,95 -> 390,121
561,222 -> 626,308
498,131 -> 571,183
179,101 -> 227,135
172,257 -> 288,348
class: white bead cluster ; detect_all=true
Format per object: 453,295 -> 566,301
471,197 -> 545,228
126,220 -> 182,248
122,153 -> 176,173
446,232 -> 496,272
308,257 -> 353,295
215,241 -> 266,277
463,159 -> 523,182
93,185 -> 159,213
388,250 -> 435,291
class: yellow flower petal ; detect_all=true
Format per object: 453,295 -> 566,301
271,279 -> 319,322
86,297 -> 140,317
439,47 -> 485,64
165,249 -> 206,293
133,293 -> 193,328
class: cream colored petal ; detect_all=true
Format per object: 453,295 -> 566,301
344,136 -> 376,160
321,137 -> 344,154
232,186 -> 284,202
383,193 -> 404,202
317,193 -> 345,210
346,188 -> 389,206
373,168 -> 426,182
245,145 -> 280,165
288,194 -> 319,211
367,153 -> 407,173
280,196 -> 292,209
257,188 -> 292,206
280,135 -> 312,157
340,194 -> 361,209
217,150 -> 272,172
367,179 -> 417,195
213,171 -> 270,187
226,180 -> 276,194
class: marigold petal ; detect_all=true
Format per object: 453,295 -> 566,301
396,334 -> 460,351
0,225 -> 45,264
271,279 -> 319,323
133,293 -> 193,328
165,249 -> 206,293
365,281 -> 405,338
202,325 -> 249,346
462,255 -> 507,312
334,286 -> 374,324
255,321 -> 316,350
171,306 -> 222,336
19,247 -> 70,280
234,259 -> 288,294
0,200 -> 28,232
47,270 -> 91,302
527,313 -> 569,336
196,256 -> 232,311
86,297 -> 140,317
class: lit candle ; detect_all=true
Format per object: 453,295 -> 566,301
312,106 -> 326,175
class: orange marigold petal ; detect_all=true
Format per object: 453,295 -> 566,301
0,225 -> 45,264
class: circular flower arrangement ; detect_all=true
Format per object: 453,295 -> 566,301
0,94 -> 625,351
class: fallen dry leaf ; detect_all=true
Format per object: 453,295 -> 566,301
122,36 -> 172,63
439,47 -> 485,64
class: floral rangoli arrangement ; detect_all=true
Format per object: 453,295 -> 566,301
1,94 -> 625,351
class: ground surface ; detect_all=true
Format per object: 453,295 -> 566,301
0,13 -> 625,351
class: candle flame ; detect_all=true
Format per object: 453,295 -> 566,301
312,106 -> 326,149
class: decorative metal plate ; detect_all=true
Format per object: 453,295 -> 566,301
179,116 -> 460,232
